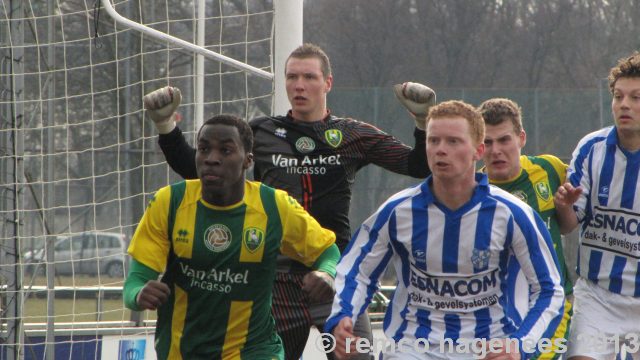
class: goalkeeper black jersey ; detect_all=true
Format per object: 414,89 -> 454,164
159,112 -> 430,264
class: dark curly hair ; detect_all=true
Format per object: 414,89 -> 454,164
608,52 -> 640,93
197,114 -> 253,152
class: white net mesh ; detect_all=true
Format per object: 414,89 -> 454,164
1,0 -> 274,357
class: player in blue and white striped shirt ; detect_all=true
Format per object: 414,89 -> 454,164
555,52 -> 640,360
326,100 -> 564,360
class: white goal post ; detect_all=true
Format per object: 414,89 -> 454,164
101,0 -> 300,120
0,0 -> 300,359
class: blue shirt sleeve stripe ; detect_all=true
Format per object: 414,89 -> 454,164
494,194 -> 560,340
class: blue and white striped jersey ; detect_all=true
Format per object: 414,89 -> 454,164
326,174 -> 564,350
568,126 -> 640,297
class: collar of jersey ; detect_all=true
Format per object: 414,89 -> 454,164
420,173 -> 490,214
199,198 -> 244,210
286,109 -> 332,123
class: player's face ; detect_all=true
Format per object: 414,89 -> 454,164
483,121 -> 526,181
195,124 -> 252,205
426,116 -> 484,183
612,77 -> 640,134
285,57 -> 332,122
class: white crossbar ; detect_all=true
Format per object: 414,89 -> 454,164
100,0 -> 274,80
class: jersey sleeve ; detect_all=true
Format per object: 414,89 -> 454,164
508,203 -> 565,351
275,189 -> 336,267
127,185 -> 172,273
538,154 -> 568,183
325,203 -> 396,334
354,121 -> 430,178
567,132 -> 601,222
158,126 -> 198,179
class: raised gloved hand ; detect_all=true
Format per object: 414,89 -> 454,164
393,82 -> 436,130
143,86 -> 182,134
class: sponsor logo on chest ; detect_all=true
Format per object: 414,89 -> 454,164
203,224 -> 232,252
295,136 -> 315,153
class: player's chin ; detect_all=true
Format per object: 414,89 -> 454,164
200,179 -> 226,192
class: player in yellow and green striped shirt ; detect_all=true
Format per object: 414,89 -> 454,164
480,98 -> 573,360
123,114 -> 339,360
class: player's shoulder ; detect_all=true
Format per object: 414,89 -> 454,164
245,180 -> 302,210
373,183 -> 423,216
522,154 -> 567,173
176,180 -> 202,205
147,184 -> 172,209
249,115 -> 280,129
488,184 -> 531,210
576,126 -> 612,148
146,180 -> 198,212
328,114 -> 381,131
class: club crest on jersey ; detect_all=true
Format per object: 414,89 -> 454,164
471,248 -> 490,272
295,136 -> 315,153
534,181 -> 551,201
243,227 -> 264,253
324,129 -> 343,148
274,127 -> 287,138
512,190 -> 528,203
204,224 -> 232,252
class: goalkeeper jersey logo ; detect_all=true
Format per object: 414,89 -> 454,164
295,136 -> 316,153
324,129 -> 343,148
204,224 -> 232,252
243,227 -> 264,253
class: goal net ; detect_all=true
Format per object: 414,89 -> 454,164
0,0 -> 288,357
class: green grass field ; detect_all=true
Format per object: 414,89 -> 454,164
20,274 -> 157,323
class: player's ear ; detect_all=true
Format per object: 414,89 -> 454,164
474,142 -> 485,161
243,152 -> 254,169
519,130 -> 527,148
324,74 -> 333,93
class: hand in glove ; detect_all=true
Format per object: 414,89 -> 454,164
393,82 -> 436,130
143,86 -> 182,134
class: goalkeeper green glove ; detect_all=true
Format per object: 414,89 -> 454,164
393,82 -> 436,130
143,86 -> 182,134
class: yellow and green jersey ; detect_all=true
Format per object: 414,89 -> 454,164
489,154 -> 573,295
128,180 -> 335,360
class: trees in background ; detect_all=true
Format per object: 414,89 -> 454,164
305,0 -> 640,89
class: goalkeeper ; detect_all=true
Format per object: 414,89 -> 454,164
143,43 -> 435,360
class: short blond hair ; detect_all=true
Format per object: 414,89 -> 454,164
427,100 -> 485,145
478,98 -> 523,134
